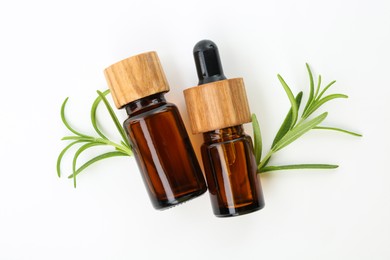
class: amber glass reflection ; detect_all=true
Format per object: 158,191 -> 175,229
201,125 -> 265,217
124,93 -> 207,209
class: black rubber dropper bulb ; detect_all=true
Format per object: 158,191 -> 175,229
193,40 -> 227,85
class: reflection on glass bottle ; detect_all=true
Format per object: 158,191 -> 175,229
124,93 -> 207,209
202,126 -> 264,216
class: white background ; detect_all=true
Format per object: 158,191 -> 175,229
0,0 -> 389,259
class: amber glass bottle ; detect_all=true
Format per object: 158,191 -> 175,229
184,40 -> 265,217
104,51 -> 207,210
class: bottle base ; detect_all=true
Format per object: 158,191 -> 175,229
154,187 -> 207,210
214,201 -> 265,218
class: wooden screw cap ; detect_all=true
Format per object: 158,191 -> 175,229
104,51 -> 170,109
183,78 -> 251,134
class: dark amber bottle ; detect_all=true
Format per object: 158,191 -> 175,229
184,40 -> 265,217
104,51 -> 207,210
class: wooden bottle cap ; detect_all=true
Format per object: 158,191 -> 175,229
183,78 -> 251,134
104,51 -> 170,109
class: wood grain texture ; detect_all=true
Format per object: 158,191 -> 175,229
183,78 -> 252,134
104,51 -> 170,109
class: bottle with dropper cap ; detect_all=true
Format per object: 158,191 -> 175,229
104,51 -> 207,210
183,40 -> 265,217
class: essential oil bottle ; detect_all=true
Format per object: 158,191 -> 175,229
183,40 -> 265,217
104,51 -> 207,210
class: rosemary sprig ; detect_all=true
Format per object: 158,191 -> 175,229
57,90 -> 132,187
253,64 -> 362,174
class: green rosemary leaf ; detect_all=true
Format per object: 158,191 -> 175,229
272,91 -> 303,148
91,89 -> 110,139
304,94 -> 348,119
260,163 -> 339,173
96,91 -> 131,148
252,114 -> 262,165
67,151 -> 129,179
313,126 -> 362,137
314,75 -> 322,99
61,136 -> 94,142
72,142 -> 105,187
272,112 -> 328,152
120,140 -> 128,147
303,63 -> 315,115
61,98 -> 91,138
317,80 -> 336,100
277,74 -> 298,129
56,140 -> 82,177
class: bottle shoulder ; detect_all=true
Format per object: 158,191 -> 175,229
124,102 -> 178,123
202,133 -> 253,147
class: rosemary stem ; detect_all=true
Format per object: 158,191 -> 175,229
257,150 -> 274,171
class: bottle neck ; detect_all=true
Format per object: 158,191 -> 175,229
203,125 -> 245,144
125,92 -> 167,117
